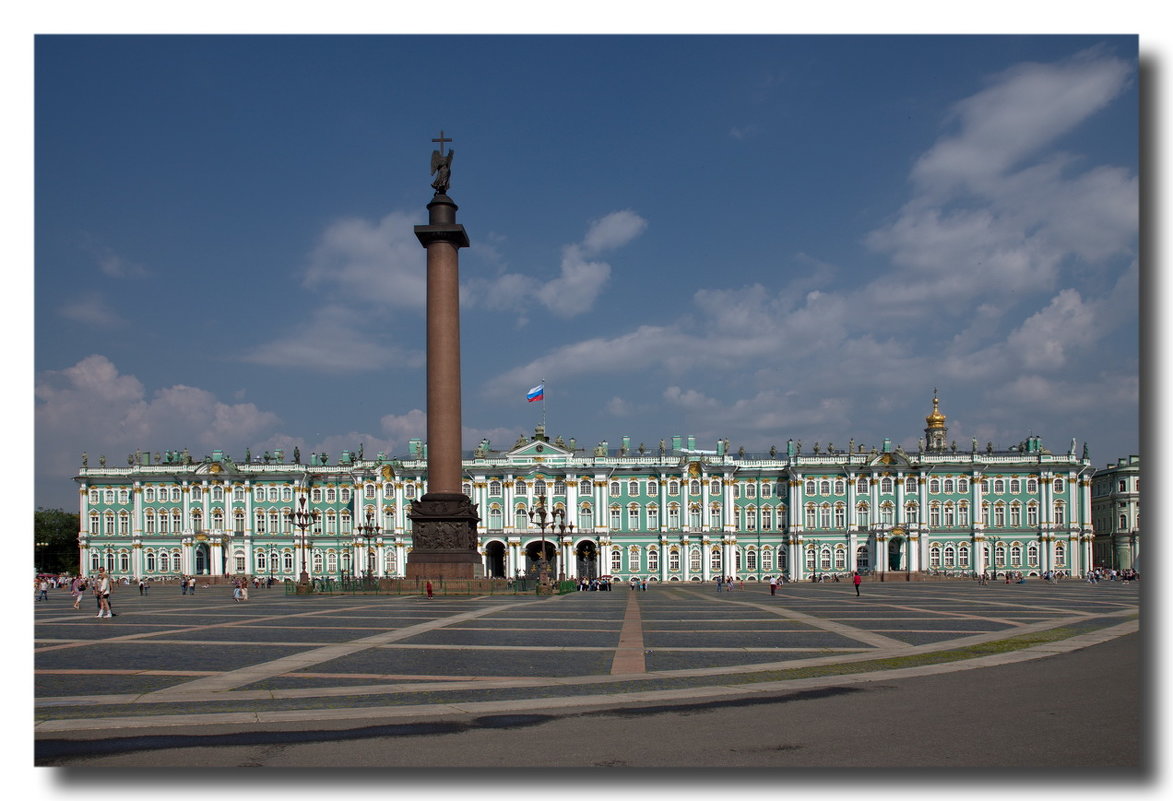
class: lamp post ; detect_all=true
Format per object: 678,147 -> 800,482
357,509 -> 380,585
988,534 -> 1001,580
527,495 -> 562,589
286,496 -> 319,585
554,518 -> 574,581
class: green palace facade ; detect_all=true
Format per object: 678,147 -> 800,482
74,396 -> 1099,583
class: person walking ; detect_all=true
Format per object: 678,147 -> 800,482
425,580 -> 434,599
71,577 -> 83,610
37,578 -> 49,602
853,571 -> 862,597
769,575 -> 777,596
181,575 -> 188,595
96,568 -> 113,618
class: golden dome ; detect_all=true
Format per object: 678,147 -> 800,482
925,393 -> 946,429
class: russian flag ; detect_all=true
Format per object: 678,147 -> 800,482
526,383 -> 544,403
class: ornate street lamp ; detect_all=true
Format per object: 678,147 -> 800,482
528,495 -> 562,589
987,534 -> 1001,580
357,508 -> 380,584
286,496 -> 319,585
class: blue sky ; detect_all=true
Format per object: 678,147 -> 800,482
32,32 -> 1140,510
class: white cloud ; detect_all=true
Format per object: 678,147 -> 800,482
468,210 -> 647,319
241,304 -> 423,372
36,356 -> 281,494
303,211 -> 427,309
58,293 -> 127,328
581,210 -> 647,253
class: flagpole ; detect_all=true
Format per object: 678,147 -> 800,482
541,377 -> 547,433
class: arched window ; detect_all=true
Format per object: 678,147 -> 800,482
609,481 -> 620,497
647,548 -> 659,572
819,504 -> 832,528
881,477 -> 893,494
958,543 -> 971,568
667,504 -> 679,529
945,479 -> 956,494
805,548 -> 816,570
611,550 -> 622,572
579,504 -> 593,530
1027,542 -> 1039,565
255,550 -> 267,572
534,479 -> 547,496
944,502 -> 955,527
385,549 -> 397,576
1053,502 -> 1066,525
762,507 -> 773,529
880,502 -> 894,525
857,477 -> 869,494
627,504 -> 640,530
628,480 -> 640,496
1027,503 -> 1039,526
1053,478 -> 1066,494
159,551 -> 170,573
834,546 -> 846,570
929,544 -> 941,568
489,481 -> 502,496
690,480 -> 701,496
283,552 -> 294,573
1054,542 -> 1066,566
857,503 -> 870,528
943,544 -> 955,568
993,479 -> 1004,494
806,480 -> 817,495
805,504 -> 817,529
669,481 -> 680,496
930,479 -> 941,494
1010,502 -> 1022,527
762,547 -> 773,571
647,505 -> 660,530
517,507 -> 529,529
958,479 -> 969,493
746,549 -> 757,570
609,506 -> 621,530
710,548 -> 722,572
904,502 -> 917,524
819,480 -> 830,495
689,547 -> 702,572
580,479 -> 592,495
629,547 -> 641,572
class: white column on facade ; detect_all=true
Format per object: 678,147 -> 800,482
682,537 -> 691,582
1039,472 -> 1052,573
971,472 -> 984,573
566,476 -> 579,531
659,474 -> 668,534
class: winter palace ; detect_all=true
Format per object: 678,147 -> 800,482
74,395 -> 1108,583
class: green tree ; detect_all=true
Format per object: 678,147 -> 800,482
34,508 -> 80,574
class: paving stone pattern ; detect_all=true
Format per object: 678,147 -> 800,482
34,580 -> 1139,730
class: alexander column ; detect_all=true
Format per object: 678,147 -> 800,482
405,132 -> 482,580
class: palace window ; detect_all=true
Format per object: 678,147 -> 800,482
669,549 -> 680,572
610,507 -> 621,530
627,505 -> 641,530
159,551 -> 170,572
256,551 -> 267,572
746,549 -> 757,571
762,507 -> 773,530
554,481 -> 566,496
904,503 -> 918,524
1010,503 -> 1022,527
959,503 -> 970,526
646,480 -> 657,495
1027,542 -> 1039,565
806,480 -> 817,495
857,477 -> 868,494
881,477 -> 893,494
1010,544 -> 1022,564
365,484 -> 376,499
89,490 -> 100,504
711,480 -> 722,495
763,483 -> 773,498
1028,503 -> 1039,526
143,511 -> 155,534
580,479 -> 592,495
943,545 -> 955,568
929,479 -> 941,494
981,503 -> 990,525
1053,478 -> 1066,494
958,479 -> 969,493
929,545 -> 941,568
690,547 -> 702,573
1010,479 -> 1021,494
958,543 -> 971,567
489,481 -> 502,495
689,505 -> 701,529
611,550 -> 622,572
146,551 -> 157,572
945,479 -> 956,494
805,548 -> 816,571
610,482 -> 620,497
283,552 -> 294,573
733,485 -> 741,499
669,480 -> 680,496
1055,542 -> 1066,567
993,479 -> 1004,494
462,482 -> 472,496
820,480 -> 831,495
857,503 -> 870,528
944,503 -> 956,527
691,480 -> 702,496
579,505 -> 594,529
834,504 -> 846,528
1053,502 -> 1066,525
746,483 -> 756,498
404,484 -> 416,499
994,504 -> 1006,527
629,480 -> 640,496
534,479 -> 547,496
667,505 -> 679,529
880,503 -> 894,525
630,548 -> 641,572
711,548 -> 722,572
835,546 -> 846,570
805,504 -> 817,529
1027,479 -> 1038,494
905,477 -> 917,493
762,548 -> 773,571
648,505 -> 660,530
930,504 -> 941,527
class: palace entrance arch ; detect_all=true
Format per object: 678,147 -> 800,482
575,540 -> 599,579
484,540 -> 507,578
524,540 -> 557,578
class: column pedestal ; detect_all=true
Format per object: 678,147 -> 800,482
406,493 -> 483,579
